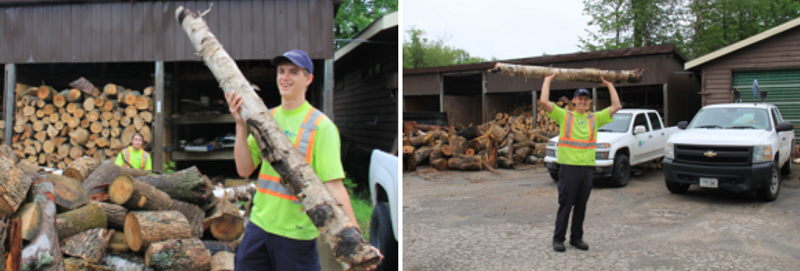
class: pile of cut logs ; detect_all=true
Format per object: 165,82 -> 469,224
11,78 -> 155,169
402,96 -> 591,172
0,147 -> 255,271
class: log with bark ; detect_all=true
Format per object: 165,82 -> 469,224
211,183 -> 256,203
60,228 -> 114,264
109,231 -> 130,252
134,166 -> 213,206
94,201 -> 128,231
488,63 -> 644,84
402,146 -> 416,172
63,257 -> 110,271
69,77 -> 100,97
6,218 -> 22,271
0,218 -> 7,268
82,160 -> 151,200
203,199 -> 244,241
448,135 -> 469,157
176,7 -> 381,269
202,240 -> 238,255
448,155 -> 482,170
171,200 -> 205,238
145,238 -> 211,271
403,133 -> 434,148
49,174 -> 89,212
210,251 -> 235,271
21,174 -> 66,270
455,125 -> 483,140
109,175 -> 172,211
497,156 -> 515,168
414,145 -> 432,165
102,255 -> 147,271
55,202 -> 107,241
15,203 -> 41,242
124,210 -> 192,252
0,153 -> 33,218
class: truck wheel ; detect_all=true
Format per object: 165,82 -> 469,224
781,150 -> 792,175
610,154 -> 630,187
370,202 -> 397,271
665,181 -> 690,194
756,164 -> 781,202
550,172 -> 559,182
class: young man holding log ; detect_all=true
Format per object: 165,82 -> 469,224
226,50 -> 375,270
540,72 -> 621,252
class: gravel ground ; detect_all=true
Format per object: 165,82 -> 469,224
403,165 -> 800,271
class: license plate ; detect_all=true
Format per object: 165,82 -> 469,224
699,178 -> 718,188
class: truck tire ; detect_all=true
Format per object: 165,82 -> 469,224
781,149 -> 792,175
665,181 -> 690,194
756,163 -> 781,202
610,154 -> 630,187
550,172 -> 559,182
370,202 -> 397,271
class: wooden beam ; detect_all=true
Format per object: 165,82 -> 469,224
4,64 -> 15,145
154,61 -> 165,173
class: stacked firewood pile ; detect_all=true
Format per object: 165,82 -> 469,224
402,97 -> 591,172
11,78 -> 155,170
0,147 -> 254,271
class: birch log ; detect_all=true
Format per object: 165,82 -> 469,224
176,6 -> 381,269
21,174 -> 66,271
488,63 -> 644,84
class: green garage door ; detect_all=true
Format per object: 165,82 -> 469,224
734,69 -> 800,144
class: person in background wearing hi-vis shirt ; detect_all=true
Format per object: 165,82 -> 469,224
114,132 -> 151,170
226,49 -> 379,271
540,72 -> 621,252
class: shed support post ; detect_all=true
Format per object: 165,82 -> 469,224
532,90 -> 538,125
323,59 -> 334,120
592,87 -> 597,112
4,64 -> 15,146
482,71 -> 487,123
439,73 -> 444,112
154,61 -> 165,173
663,83 -> 669,126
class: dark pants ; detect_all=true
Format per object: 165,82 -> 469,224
553,164 -> 593,242
235,222 -> 321,271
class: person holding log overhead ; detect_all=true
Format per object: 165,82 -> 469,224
225,49 -> 378,271
540,72 -> 621,252
114,132 -> 151,171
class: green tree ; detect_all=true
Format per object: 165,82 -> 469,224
580,0 -> 684,52
403,26 -> 489,69
334,0 -> 398,48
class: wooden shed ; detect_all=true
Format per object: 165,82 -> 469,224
404,44 -> 701,127
0,0 -> 341,175
333,11 -> 397,183
685,16 -> 800,138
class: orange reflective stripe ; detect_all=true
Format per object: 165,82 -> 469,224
270,108 -> 277,116
304,115 -> 325,163
259,173 -> 281,182
295,109 -> 315,149
568,113 -> 575,139
124,147 -> 132,168
257,187 -> 298,201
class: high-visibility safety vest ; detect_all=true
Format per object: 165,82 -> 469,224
122,147 -> 149,169
255,107 -> 327,202
557,110 -> 597,149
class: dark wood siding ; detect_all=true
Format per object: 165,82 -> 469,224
696,26 -> 800,106
403,73 -> 440,95
333,43 -> 397,153
0,0 -> 335,63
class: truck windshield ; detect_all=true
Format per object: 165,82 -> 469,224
598,113 -> 631,132
689,108 -> 771,130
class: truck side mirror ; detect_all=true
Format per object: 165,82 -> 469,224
776,122 -> 794,132
678,121 -> 688,130
634,125 -> 647,134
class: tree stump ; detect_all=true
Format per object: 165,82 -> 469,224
135,166 -> 213,206
109,175 -> 172,211
124,211 -> 192,252
60,228 -> 114,263
203,199 -> 244,241
55,202 -> 107,241
448,155 -> 482,170
145,238 -> 211,271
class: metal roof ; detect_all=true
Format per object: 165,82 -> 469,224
334,11 -> 397,61
403,44 -> 687,75
685,16 -> 800,70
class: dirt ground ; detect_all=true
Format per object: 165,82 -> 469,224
403,164 -> 800,270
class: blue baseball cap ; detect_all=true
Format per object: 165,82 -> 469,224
272,49 -> 314,74
574,88 -> 591,97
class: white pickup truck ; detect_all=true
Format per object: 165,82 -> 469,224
368,149 -> 398,270
663,103 -> 795,202
545,109 -> 680,187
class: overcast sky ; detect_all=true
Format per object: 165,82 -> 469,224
401,0 -> 598,61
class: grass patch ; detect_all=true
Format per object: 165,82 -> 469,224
344,177 -> 374,241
